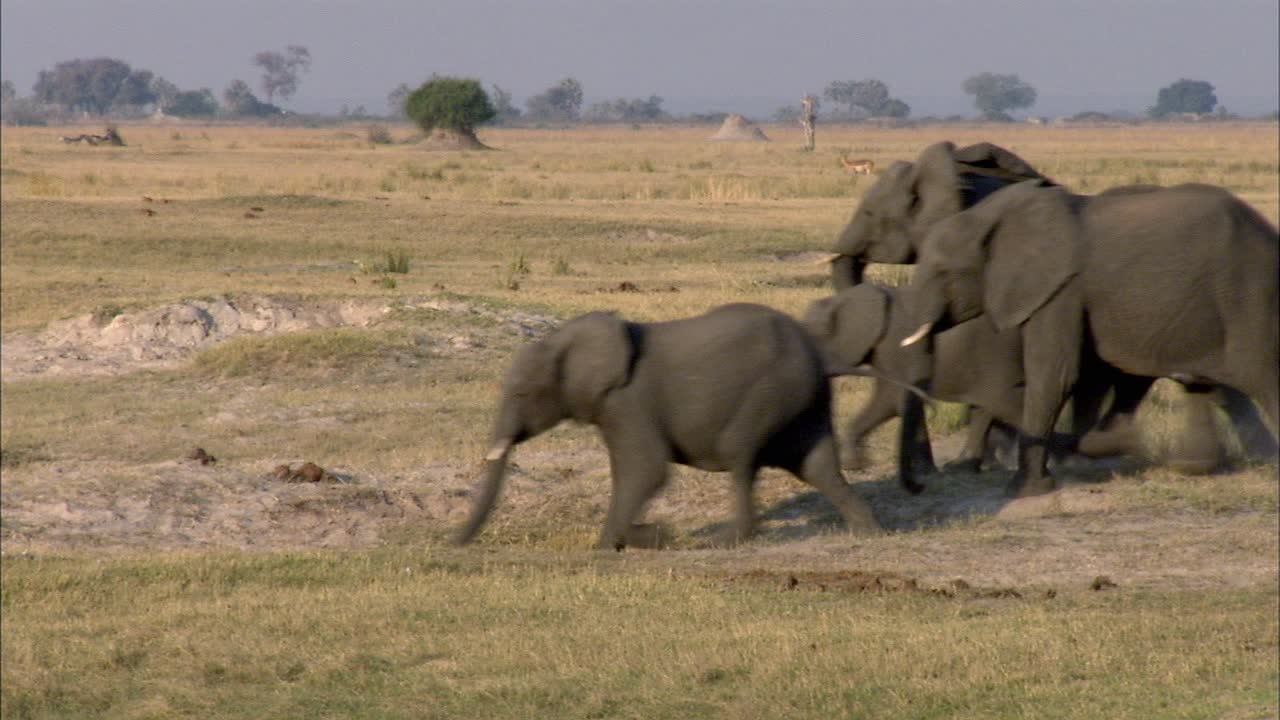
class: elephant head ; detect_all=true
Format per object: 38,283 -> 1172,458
831,141 -> 1050,289
803,285 -> 892,368
455,312 -> 634,544
904,181 -> 1082,345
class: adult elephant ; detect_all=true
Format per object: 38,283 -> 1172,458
827,140 -> 1275,469
829,141 -> 1049,290
454,304 -> 882,550
804,285 -> 1148,492
903,180 -> 1279,497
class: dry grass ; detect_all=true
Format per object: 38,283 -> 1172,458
2,121 -> 1277,718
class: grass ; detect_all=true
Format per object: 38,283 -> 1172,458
1,550 -> 1275,719
1,121 -> 1277,718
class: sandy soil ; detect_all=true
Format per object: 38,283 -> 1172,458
1,295 -> 1275,597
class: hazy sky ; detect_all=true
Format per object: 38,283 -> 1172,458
3,0 -> 1277,117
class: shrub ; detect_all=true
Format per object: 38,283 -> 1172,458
405,77 -> 495,135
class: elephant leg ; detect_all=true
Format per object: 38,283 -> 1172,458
944,406 -> 992,473
1168,384 -> 1226,474
728,465 -> 758,545
896,390 -> 930,494
1214,386 -> 1279,463
796,434 -> 881,534
1009,306 -> 1080,498
843,387 -> 902,471
1076,375 -> 1153,458
598,441 -> 670,551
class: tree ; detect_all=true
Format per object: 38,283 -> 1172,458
252,45 -> 311,105
405,76 -> 495,136
823,78 -> 909,117
878,98 -> 911,118
1149,79 -> 1217,118
168,89 -> 219,117
1,80 -> 15,103
489,84 -> 522,124
387,83 -> 412,119
223,79 -> 280,117
583,95 -> 667,123
962,72 -> 1037,120
150,76 -> 180,112
33,58 -> 154,114
113,69 -> 155,109
524,77 -> 583,123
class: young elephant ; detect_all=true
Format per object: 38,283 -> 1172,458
454,303 -> 882,550
804,285 -> 1144,492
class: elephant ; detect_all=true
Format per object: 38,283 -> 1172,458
826,140 -> 1276,470
903,179 -> 1279,497
804,285 -> 1146,493
453,303 -> 883,550
829,140 -> 1050,291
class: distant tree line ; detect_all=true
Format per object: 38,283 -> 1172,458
1,53 -> 1258,128
2,47 -> 310,125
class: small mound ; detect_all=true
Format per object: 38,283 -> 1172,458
414,128 -> 490,151
710,114 -> 770,142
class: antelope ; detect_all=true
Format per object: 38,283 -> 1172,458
840,155 -> 875,175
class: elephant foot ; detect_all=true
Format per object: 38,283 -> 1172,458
898,473 -> 927,495
942,457 -> 982,474
622,523 -> 672,550
1076,426 -> 1142,458
1005,472 -> 1057,499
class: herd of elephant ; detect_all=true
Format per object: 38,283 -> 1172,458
456,140 -> 1279,551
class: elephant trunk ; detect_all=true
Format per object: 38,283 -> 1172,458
453,400 -> 529,546
453,444 -> 513,545
830,255 -> 865,290
902,271 -> 951,348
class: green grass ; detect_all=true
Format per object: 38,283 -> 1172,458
2,123 -> 1277,719
2,549 -> 1275,719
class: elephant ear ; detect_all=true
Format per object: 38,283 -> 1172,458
981,184 -> 1082,331
830,285 -> 891,365
555,312 -> 635,422
952,142 -> 1051,184
910,141 -> 967,229
831,161 -> 915,258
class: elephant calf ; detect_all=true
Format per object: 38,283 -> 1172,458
454,303 -> 882,550
803,285 -> 1140,492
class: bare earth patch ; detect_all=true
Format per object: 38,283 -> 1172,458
1,295 -> 1275,599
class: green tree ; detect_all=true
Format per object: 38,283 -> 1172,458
525,77 -> 583,122
387,83 -> 412,119
962,72 -> 1037,120
150,76 -> 180,112
489,84 -> 522,124
252,45 -> 311,105
223,79 -> 281,117
405,76 -> 496,135
33,58 -> 155,114
1149,79 -> 1217,118
1,80 -> 15,103
878,98 -> 911,118
823,78 -> 909,117
168,89 -> 219,117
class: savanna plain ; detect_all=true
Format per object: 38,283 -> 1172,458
1,122 -> 1278,719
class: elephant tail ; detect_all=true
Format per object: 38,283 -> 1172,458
827,362 -> 934,402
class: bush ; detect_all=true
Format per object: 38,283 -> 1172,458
405,77 -> 495,135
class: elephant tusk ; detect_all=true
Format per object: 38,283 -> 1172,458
484,438 -> 512,462
901,322 -> 932,347
814,252 -> 844,265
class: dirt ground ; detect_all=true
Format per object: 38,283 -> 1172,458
2,295 -> 1276,596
